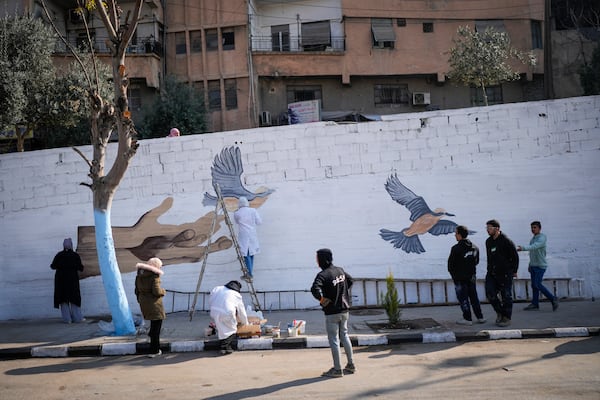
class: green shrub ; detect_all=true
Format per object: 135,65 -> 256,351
380,271 -> 401,326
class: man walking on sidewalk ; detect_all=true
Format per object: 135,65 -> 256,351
517,221 -> 559,311
485,219 -> 519,327
448,225 -> 486,326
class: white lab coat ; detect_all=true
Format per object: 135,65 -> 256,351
209,285 -> 249,339
234,205 -> 262,256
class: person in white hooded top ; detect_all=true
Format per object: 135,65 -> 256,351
233,197 -> 262,280
209,280 -> 249,355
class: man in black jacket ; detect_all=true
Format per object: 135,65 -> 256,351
311,248 -> 355,378
448,225 -> 486,326
485,219 -> 519,327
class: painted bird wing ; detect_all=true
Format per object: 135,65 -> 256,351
428,220 -> 458,236
202,147 -> 274,205
385,173 -> 433,222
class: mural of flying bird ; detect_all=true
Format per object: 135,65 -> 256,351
203,146 -> 275,206
379,173 -> 474,254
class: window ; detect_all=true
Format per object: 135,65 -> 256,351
470,86 -> 503,106
531,20 -> 542,49
175,32 -> 186,54
301,21 -> 331,51
206,29 -> 218,51
374,84 -> 409,106
190,30 -> 202,53
475,20 -> 506,33
271,24 -> 290,51
127,84 -> 142,111
222,29 -> 235,50
422,22 -> 433,33
372,18 -> 395,49
208,80 -> 221,110
286,85 -> 322,104
397,18 -> 406,27
225,79 -> 237,110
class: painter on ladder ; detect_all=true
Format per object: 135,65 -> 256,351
234,197 -> 262,281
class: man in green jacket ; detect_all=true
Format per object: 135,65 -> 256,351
517,221 -> 559,311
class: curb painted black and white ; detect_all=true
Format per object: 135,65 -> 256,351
1,327 -> 598,360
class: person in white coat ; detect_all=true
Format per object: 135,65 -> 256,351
209,280 -> 249,355
233,197 -> 262,280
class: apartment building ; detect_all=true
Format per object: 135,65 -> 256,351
5,1 -> 545,133
164,0 -> 545,131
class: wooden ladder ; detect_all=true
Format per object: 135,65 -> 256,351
189,184 -> 262,321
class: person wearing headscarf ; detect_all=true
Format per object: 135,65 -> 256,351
135,257 -> 166,357
233,197 -> 262,280
50,238 -> 85,323
311,248 -> 355,378
209,280 -> 249,355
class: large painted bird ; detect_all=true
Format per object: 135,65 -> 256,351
202,146 -> 275,206
379,174 -> 472,254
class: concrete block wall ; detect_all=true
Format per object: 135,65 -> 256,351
0,96 -> 599,320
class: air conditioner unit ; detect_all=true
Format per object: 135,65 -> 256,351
412,92 -> 431,105
261,111 -> 272,126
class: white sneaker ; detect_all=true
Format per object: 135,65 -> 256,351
476,318 -> 487,324
456,319 -> 473,326
147,349 -> 162,358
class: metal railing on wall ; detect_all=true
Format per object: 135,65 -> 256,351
164,277 -> 584,314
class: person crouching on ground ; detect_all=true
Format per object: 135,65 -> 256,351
135,257 -> 166,358
311,248 -> 355,378
209,280 -> 249,355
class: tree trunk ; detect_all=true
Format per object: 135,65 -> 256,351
94,207 -> 136,335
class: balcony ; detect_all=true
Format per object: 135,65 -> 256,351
54,35 -> 163,57
251,35 -> 345,53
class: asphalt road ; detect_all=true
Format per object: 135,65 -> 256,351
1,337 -> 599,399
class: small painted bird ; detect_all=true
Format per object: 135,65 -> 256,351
203,146 -> 274,206
380,173 -> 473,254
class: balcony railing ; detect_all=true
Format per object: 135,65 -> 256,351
251,35 -> 345,53
53,35 -> 163,56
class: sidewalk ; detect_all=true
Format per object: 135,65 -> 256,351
1,300 -> 598,359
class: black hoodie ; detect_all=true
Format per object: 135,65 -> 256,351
448,239 -> 480,282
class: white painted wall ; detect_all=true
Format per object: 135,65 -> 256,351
1,96 -> 599,320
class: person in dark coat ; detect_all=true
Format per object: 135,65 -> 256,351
311,248 -> 355,378
135,257 -> 166,357
51,238 -> 85,323
485,219 -> 519,327
448,225 -> 485,326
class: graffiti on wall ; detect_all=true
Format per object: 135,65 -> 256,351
77,146 -> 274,278
379,173 -> 473,254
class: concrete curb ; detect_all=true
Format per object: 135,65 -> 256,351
1,326 -> 597,360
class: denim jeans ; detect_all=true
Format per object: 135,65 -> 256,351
244,254 -> 254,277
325,312 -> 354,370
529,266 -> 555,306
485,273 -> 514,319
59,302 -> 83,323
454,278 -> 484,321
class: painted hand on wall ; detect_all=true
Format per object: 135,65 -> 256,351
77,197 -> 233,278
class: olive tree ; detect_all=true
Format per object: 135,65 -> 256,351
447,26 -> 536,106
0,15 -> 56,151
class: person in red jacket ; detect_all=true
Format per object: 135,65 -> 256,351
311,248 -> 355,378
